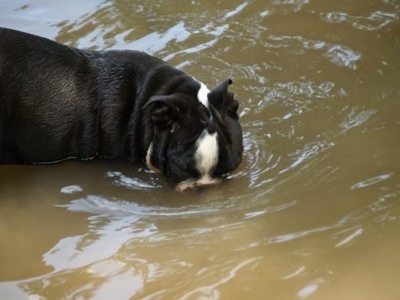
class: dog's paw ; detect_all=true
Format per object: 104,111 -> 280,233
175,176 -> 221,192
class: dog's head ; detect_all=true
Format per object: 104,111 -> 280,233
144,79 -> 243,191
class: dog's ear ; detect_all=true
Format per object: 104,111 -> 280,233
144,95 -> 186,132
208,79 -> 239,117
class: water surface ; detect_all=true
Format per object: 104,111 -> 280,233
1,0 -> 400,299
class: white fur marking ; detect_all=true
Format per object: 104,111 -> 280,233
195,129 -> 219,178
175,133 -> 221,191
197,82 -> 210,108
145,142 -> 160,173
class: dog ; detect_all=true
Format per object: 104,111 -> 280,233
0,27 -> 243,191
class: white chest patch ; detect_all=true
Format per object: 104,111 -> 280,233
197,81 -> 210,108
195,129 -> 219,178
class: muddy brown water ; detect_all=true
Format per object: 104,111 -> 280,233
1,0 -> 400,299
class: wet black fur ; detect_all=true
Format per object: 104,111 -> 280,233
0,27 -> 242,182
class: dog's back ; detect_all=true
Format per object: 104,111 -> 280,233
0,28 -> 101,162
0,28 -> 165,162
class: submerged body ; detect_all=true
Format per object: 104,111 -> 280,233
0,27 -> 243,189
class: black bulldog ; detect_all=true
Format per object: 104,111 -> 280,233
0,28 -> 243,191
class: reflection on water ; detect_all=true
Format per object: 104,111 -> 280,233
1,0 -> 400,299
323,10 -> 399,31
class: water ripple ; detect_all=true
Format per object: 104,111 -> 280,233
324,44 -> 361,69
340,107 -> 377,133
254,78 -> 336,115
351,173 -> 392,190
178,257 -> 261,300
223,2 -> 249,20
106,171 -> 160,190
280,140 -> 335,174
265,35 -> 362,69
323,10 -> 398,31
272,0 -> 310,12
334,227 -> 364,248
